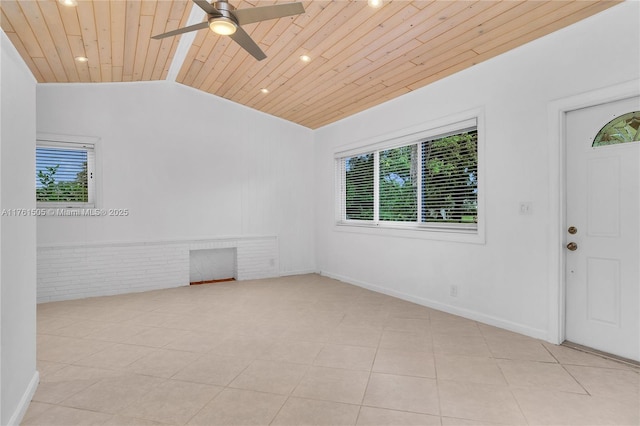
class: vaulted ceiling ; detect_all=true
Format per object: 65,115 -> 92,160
1,0 -> 620,129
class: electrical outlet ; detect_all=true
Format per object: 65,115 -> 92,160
519,202 -> 532,215
450,285 -> 458,297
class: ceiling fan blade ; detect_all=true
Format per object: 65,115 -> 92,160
233,2 -> 304,26
151,21 -> 209,39
192,0 -> 219,15
228,25 -> 266,61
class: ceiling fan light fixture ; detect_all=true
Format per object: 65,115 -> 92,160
151,0 -> 305,60
209,16 -> 237,36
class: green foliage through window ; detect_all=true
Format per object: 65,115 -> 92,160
36,146 -> 90,203
380,145 -> 417,221
422,131 -> 477,224
338,127 -> 478,230
345,153 -> 374,220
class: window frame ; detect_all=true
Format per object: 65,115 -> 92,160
36,133 -> 101,210
334,111 -> 485,244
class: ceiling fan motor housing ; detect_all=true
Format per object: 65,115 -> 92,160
213,1 -> 238,23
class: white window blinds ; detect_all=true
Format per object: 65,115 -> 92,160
379,145 -> 418,222
336,124 -> 478,232
421,130 -> 478,226
36,141 -> 95,206
339,152 -> 375,221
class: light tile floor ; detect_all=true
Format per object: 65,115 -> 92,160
25,274 -> 639,425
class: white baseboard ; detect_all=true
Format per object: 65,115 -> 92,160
321,271 -> 548,342
7,370 -> 39,426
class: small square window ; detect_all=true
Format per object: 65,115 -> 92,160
36,139 -> 96,208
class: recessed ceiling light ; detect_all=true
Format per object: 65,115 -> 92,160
260,88 -> 269,94
300,55 -> 311,63
367,0 -> 383,8
75,56 -> 88,63
59,0 -> 78,6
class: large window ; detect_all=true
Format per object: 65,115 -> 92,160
36,139 -> 96,207
337,122 -> 479,233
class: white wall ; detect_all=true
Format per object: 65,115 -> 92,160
314,2 -> 640,340
0,30 -> 38,425
36,81 -> 316,295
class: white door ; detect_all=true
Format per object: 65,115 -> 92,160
565,96 -> 640,362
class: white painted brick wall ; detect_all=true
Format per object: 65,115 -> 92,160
236,238 -> 279,280
37,237 -> 279,303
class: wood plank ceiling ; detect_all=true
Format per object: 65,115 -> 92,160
1,0 -> 620,129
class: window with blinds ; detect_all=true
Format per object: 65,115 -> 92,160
422,130 -> 478,226
342,153 -> 375,220
380,145 -> 417,222
336,123 -> 478,232
36,141 -> 96,207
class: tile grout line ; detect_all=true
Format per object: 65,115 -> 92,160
354,317 -> 385,425
427,314 -> 444,422
476,320 -> 532,426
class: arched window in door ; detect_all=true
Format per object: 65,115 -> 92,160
592,111 -> 640,147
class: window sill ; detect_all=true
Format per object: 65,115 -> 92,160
334,221 -> 485,244
37,203 -> 95,208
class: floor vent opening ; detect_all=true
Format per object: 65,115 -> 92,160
189,248 -> 237,286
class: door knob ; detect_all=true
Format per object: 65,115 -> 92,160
568,226 -> 577,234
566,242 -> 578,251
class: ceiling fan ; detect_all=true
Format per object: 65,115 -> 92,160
152,0 -> 305,61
